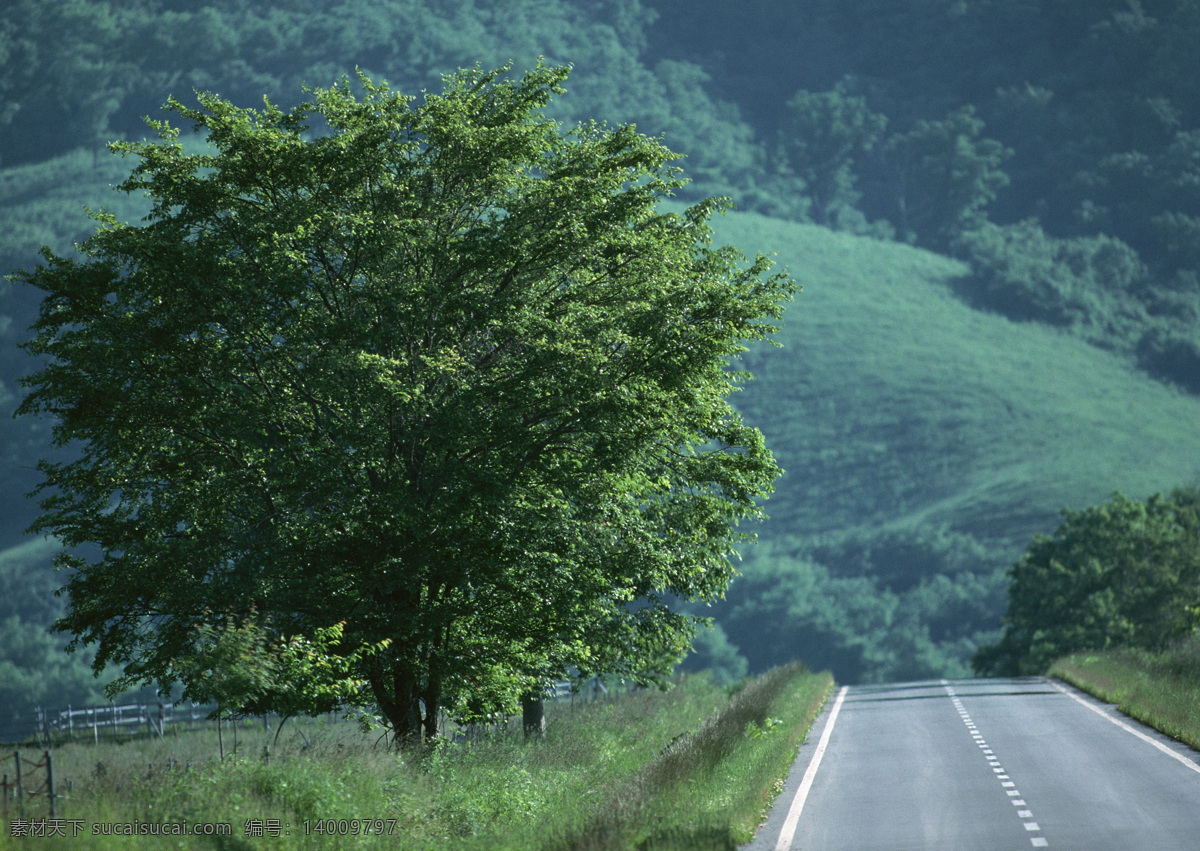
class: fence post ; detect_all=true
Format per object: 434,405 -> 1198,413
45,751 -> 56,820
14,751 -> 23,816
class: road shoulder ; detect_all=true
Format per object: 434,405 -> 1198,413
740,683 -> 844,851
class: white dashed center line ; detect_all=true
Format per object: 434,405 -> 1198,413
943,681 -> 1048,848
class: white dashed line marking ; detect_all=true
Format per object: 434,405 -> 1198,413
943,682 -> 1048,847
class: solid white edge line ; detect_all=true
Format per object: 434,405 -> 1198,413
775,685 -> 849,851
1049,679 -> 1200,775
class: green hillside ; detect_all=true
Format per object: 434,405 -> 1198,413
687,208 -> 1200,685
719,208 -> 1200,545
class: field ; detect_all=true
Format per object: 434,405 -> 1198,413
1,665 -> 832,850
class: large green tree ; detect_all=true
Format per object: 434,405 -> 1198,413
15,63 -> 793,744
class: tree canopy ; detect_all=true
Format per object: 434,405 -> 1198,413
15,63 -> 793,744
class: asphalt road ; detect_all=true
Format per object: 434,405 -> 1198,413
746,677 -> 1200,850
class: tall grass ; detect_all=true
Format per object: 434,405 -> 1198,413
2,665 -> 831,850
1049,636 -> 1200,750
552,662 -> 832,850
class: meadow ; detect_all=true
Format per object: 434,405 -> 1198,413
711,207 -> 1200,548
2,665 -> 832,850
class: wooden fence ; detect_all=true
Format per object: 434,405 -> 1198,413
1,750 -> 58,819
9,677 -> 607,748
37,701 -> 234,745
19,701 -> 298,748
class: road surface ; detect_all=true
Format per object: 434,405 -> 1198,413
746,677 -> 1200,850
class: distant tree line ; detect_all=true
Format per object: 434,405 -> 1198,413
0,541 -> 117,733
690,525 -> 1009,685
3,0 -> 1197,391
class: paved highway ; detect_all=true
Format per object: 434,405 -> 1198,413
746,677 -> 1200,850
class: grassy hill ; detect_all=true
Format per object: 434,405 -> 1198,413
686,207 -> 1200,684
714,208 -> 1200,546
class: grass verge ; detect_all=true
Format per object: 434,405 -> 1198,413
2,664 -> 831,849
551,661 -> 833,850
1048,636 -> 1200,750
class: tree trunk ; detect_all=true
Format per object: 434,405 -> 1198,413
522,690 -> 545,740
370,667 -> 424,749
421,683 -> 440,742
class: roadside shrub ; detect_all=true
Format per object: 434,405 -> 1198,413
976,487 -> 1200,676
